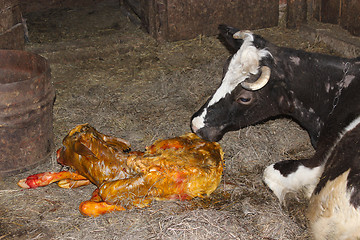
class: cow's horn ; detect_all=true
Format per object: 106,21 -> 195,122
233,30 -> 253,39
241,66 -> 271,91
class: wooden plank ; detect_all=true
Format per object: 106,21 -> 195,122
0,0 -> 24,50
286,0 -> 307,28
313,0 -> 340,23
140,0 -> 168,41
121,0 -> 140,17
19,0 -> 105,14
312,0 -> 359,37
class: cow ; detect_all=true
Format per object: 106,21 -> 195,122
191,25 -> 360,240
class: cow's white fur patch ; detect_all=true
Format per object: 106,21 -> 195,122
263,116 -> 360,202
343,75 -> 355,88
191,109 -> 207,132
191,33 -> 271,132
308,170 -> 360,240
325,82 -> 331,93
344,115 -> 360,133
208,37 -> 270,107
319,115 -> 360,167
305,116 -> 360,239
263,163 -> 324,202
289,56 -> 300,65
264,116 -> 360,238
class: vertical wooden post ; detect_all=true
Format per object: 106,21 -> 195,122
0,0 -> 24,50
340,0 -> 360,36
287,0 -> 307,28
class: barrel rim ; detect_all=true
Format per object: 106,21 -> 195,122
0,50 -> 50,87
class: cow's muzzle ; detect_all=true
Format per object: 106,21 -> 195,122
191,125 -> 224,142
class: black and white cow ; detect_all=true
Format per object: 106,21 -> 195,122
191,25 -> 360,239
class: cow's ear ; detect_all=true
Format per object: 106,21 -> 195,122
218,24 -> 244,52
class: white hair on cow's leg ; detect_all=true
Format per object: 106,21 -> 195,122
263,164 -> 324,203
263,116 -> 360,203
207,34 -> 271,107
264,115 -> 360,238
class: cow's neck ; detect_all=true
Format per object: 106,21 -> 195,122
286,92 -> 324,146
273,49 -> 354,147
285,64 -> 350,147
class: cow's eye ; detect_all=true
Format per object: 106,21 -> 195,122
237,96 -> 252,105
239,97 -> 250,103
236,90 -> 253,105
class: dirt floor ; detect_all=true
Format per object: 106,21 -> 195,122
1,1 -> 357,239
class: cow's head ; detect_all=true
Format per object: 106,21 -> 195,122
191,25 -> 288,142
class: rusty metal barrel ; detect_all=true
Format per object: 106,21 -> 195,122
0,50 -> 55,177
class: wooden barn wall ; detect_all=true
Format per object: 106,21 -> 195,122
313,0 -> 360,36
19,0 -> 105,13
340,0 -> 360,36
0,0 -> 24,50
137,0 -> 279,41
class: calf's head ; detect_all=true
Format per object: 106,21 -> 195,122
191,26 -> 284,142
